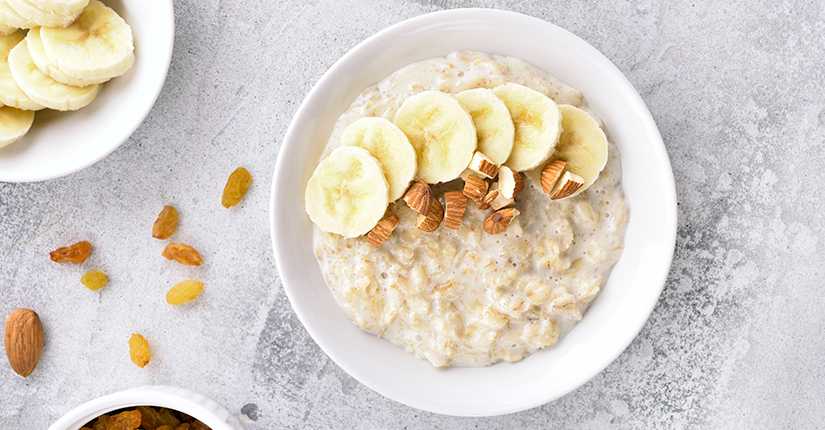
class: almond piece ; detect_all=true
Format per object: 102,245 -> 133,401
484,208 -> 520,235
541,160 -> 567,195
468,151 -> 500,179
367,215 -> 400,246
403,181 -> 432,215
478,185 -> 506,211
443,191 -> 467,229
4,309 -> 44,378
498,166 -> 524,199
463,174 -> 488,204
415,197 -> 444,232
551,171 -> 585,200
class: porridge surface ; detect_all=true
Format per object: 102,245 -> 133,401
313,51 -> 628,367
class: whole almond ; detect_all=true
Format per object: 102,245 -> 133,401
4,309 -> 44,378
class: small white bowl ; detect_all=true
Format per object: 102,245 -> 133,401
47,386 -> 244,430
0,0 -> 174,182
271,9 -> 677,416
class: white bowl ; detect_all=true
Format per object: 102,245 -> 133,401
270,9 -> 677,416
0,0 -> 174,182
47,386 -> 244,430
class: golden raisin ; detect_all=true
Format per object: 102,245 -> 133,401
162,243 -> 202,266
138,406 -> 181,430
81,270 -> 108,291
157,427 -> 174,430
92,415 -> 109,430
129,333 -> 150,368
152,206 -> 179,240
166,280 -> 204,306
189,421 -> 211,430
105,410 -> 142,430
221,167 -> 252,208
175,424 -> 191,430
49,241 -> 92,264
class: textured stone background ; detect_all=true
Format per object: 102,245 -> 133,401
2,0 -> 824,428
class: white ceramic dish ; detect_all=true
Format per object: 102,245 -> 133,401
0,0 -> 174,182
270,8 -> 677,416
47,385 -> 244,430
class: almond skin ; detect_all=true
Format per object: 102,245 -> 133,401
415,197 -> 444,232
463,174 -> 488,204
403,181 -> 433,215
443,191 -> 467,229
367,214 -> 400,247
483,208 -> 519,235
4,309 -> 44,378
541,160 -> 567,195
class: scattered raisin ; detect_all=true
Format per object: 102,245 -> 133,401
105,410 -> 142,430
152,206 -> 179,240
221,167 -> 252,208
129,333 -> 150,368
166,280 -> 204,306
161,243 -> 202,266
49,241 -> 92,264
81,270 -> 108,291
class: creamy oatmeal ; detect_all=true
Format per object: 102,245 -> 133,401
312,51 -> 628,367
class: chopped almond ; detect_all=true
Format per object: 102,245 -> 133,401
551,171 -> 585,200
484,208 -> 520,235
443,191 -> 467,229
367,215 -> 400,246
403,181 -> 432,215
540,160 -> 567,195
468,151 -> 500,179
463,174 -> 488,204
498,166 -> 524,199
415,197 -> 444,232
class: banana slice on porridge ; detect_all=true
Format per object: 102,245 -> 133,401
492,82 -> 561,172
549,105 -> 609,197
305,146 -> 390,238
393,90 -> 477,184
455,88 -> 514,165
341,117 -> 417,202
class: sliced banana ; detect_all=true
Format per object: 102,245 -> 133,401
455,88 -> 514,165
305,146 -> 390,238
393,91 -> 476,184
0,105 -> 34,147
6,0 -> 87,28
26,26 -> 94,87
24,0 -> 88,17
550,105 -> 608,197
8,38 -> 98,110
0,33 -> 44,110
341,117 -> 417,202
492,82 -> 561,172
0,0 -> 33,29
0,22 -> 16,35
39,0 -> 134,83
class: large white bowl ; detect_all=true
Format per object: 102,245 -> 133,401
0,0 -> 174,182
48,385 -> 244,430
270,9 -> 676,416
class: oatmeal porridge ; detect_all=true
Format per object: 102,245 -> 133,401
310,51 -> 628,367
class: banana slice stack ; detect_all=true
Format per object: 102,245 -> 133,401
305,82 -> 610,241
0,0 -> 134,148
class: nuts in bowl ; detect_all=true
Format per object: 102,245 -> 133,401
271,9 -> 676,416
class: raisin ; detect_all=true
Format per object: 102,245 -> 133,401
81,270 -> 108,291
156,427 -> 174,430
49,241 -> 92,264
189,421 -> 211,430
105,410 -> 142,430
129,333 -> 150,368
162,243 -> 202,266
166,280 -> 204,306
152,206 -> 179,240
175,424 -> 191,430
92,415 -> 109,430
221,167 -> 252,208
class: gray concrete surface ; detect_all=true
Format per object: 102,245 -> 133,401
2,0 -> 825,428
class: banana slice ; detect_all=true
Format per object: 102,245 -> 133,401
341,117 -> 417,202
0,0 -> 33,29
24,0 -> 88,17
393,91 -> 476,184
492,83 -> 561,172
550,105 -> 608,197
455,88 -> 514,165
39,0 -> 134,83
0,22 -> 16,35
26,26 -> 94,87
305,146 -> 390,238
8,39 -> 98,110
0,33 -> 44,110
0,105 -> 34,148
5,0 -> 87,28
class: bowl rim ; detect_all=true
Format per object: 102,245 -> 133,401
0,0 -> 175,183
271,7 -> 676,416
46,385 -> 243,430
